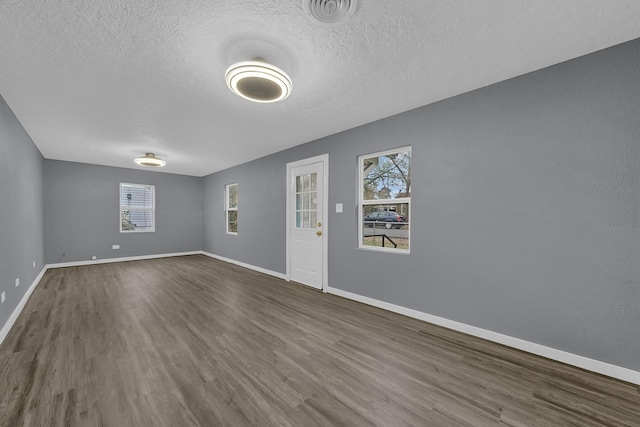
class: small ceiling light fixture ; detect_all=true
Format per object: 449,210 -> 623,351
225,58 -> 292,103
134,153 -> 166,167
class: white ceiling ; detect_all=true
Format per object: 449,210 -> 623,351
2,1 -> 640,177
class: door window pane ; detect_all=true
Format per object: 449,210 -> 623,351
295,172 -> 318,229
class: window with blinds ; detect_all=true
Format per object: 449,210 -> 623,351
120,183 -> 155,232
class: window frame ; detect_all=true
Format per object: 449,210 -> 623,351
358,146 -> 411,253
119,182 -> 156,233
225,183 -> 238,235
294,169 -> 319,230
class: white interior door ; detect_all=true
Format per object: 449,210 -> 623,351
287,157 -> 327,290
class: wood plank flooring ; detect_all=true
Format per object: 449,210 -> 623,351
0,255 -> 638,426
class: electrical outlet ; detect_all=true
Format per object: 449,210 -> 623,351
112,245 -> 120,250
91,256 -> 97,260
1,292 -> 5,303
15,278 -> 19,287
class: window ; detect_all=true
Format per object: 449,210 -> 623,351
358,147 -> 411,252
295,172 -> 318,229
226,183 -> 238,234
120,183 -> 155,232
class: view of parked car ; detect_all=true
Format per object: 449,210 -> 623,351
363,211 -> 407,229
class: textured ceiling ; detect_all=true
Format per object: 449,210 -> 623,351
2,1 -> 640,176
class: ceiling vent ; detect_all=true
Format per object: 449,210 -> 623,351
303,0 -> 358,25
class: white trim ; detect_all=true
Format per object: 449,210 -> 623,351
46,251 -> 201,269
0,266 -> 47,346
285,154 -> 329,292
200,251 -> 286,280
326,285 -> 640,385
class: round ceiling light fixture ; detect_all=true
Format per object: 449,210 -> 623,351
134,153 -> 166,167
303,0 -> 358,25
225,58 -> 292,103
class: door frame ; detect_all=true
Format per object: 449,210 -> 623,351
285,154 -> 329,292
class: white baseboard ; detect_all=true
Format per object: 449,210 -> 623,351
5,253 -> 637,385
326,286 -> 640,385
0,266 -> 47,346
200,251 -> 287,280
45,251 -> 202,269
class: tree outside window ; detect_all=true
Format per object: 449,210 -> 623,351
359,147 -> 411,252
226,183 -> 238,234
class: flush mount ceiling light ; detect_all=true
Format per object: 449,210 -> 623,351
225,58 -> 292,103
303,0 -> 358,25
134,153 -> 166,167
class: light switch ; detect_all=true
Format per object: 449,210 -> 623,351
336,203 -> 343,213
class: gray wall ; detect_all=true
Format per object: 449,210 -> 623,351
204,153 -> 291,273
44,161 -> 203,263
203,39 -> 640,371
0,95 -> 45,329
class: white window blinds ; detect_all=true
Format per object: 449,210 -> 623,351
120,183 -> 155,232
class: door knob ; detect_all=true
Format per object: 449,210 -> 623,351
316,231 -> 322,236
